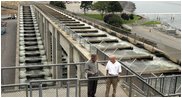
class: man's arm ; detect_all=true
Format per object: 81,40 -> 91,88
106,70 -> 108,76
86,69 -> 94,75
118,62 -> 122,75
85,62 -> 94,75
106,61 -> 109,75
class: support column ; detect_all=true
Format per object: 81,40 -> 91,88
56,31 -> 63,79
67,44 -> 73,78
40,15 -> 44,41
46,21 -> 51,63
52,27 -> 56,64
52,27 -> 56,79
43,18 -> 46,48
56,31 -> 62,64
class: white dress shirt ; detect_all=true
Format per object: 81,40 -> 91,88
106,60 -> 122,75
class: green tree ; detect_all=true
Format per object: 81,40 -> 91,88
92,1 -> 109,17
107,1 -> 123,14
50,1 -> 66,9
80,1 -> 93,14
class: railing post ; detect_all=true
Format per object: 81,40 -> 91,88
146,86 -> 149,96
79,80 -> 81,97
26,85 -> 28,97
155,78 -> 157,89
56,83 -> 59,97
173,76 -> 178,94
129,77 -> 132,97
75,80 -> 78,97
168,77 -> 172,95
39,82 -> 43,97
162,77 -> 165,93
1,69 -> 4,92
67,81 -> 70,97
30,82 -> 32,97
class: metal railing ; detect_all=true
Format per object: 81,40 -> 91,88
1,74 -> 164,97
144,75 -> 181,97
2,61 -> 164,97
29,78 -> 78,97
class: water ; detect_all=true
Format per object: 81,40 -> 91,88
133,1 -> 181,30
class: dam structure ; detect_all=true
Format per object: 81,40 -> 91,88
1,4 -> 181,97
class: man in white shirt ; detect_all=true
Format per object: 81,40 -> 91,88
105,55 -> 122,97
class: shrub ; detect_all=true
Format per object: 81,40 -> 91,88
121,13 -> 129,20
103,14 -> 113,23
129,14 -> 134,20
104,14 -> 123,27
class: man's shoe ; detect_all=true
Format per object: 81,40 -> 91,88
112,94 -> 115,97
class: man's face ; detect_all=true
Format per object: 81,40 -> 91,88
110,57 -> 116,64
91,55 -> 97,62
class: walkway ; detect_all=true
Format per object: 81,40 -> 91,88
1,19 -> 17,84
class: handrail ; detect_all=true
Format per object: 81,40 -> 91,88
144,75 -> 181,79
1,62 -> 86,69
30,78 -> 78,83
2,75 -> 164,97
1,83 -> 28,87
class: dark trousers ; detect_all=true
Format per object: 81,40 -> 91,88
87,74 -> 98,97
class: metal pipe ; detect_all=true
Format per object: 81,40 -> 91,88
26,85 -> 28,97
39,82 -> 43,97
146,86 -> 149,96
66,81 -> 70,97
75,80 -> 78,97
173,76 -> 178,94
129,77 -> 132,97
30,83 -> 32,97
1,62 -> 86,70
168,77 -> 172,95
56,85 -> 58,97
162,77 -> 165,93
78,80 -> 81,97
143,75 -> 181,79
155,78 -> 157,89
1,69 -> 4,86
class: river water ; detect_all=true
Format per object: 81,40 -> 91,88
133,1 -> 181,30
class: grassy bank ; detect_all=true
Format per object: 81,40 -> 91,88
80,14 -> 103,20
142,21 -> 161,26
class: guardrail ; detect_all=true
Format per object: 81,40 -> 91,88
144,75 -> 181,97
2,61 -> 164,97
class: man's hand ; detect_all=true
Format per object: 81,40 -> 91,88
91,72 -> 95,75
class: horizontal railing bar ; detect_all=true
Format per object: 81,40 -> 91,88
30,78 -> 78,83
164,93 -> 181,97
88,75 -> 136,80
2,75 -> 135,87
1,61 -> 109,70
1,62 -> 86,69
144,75 -> 181,79
2,83 -> 29,87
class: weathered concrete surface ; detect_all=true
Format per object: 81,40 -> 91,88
1,19 -> 17,84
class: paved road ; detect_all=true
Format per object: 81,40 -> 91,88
131,26 -> 181,61
1,19 -> 17,84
